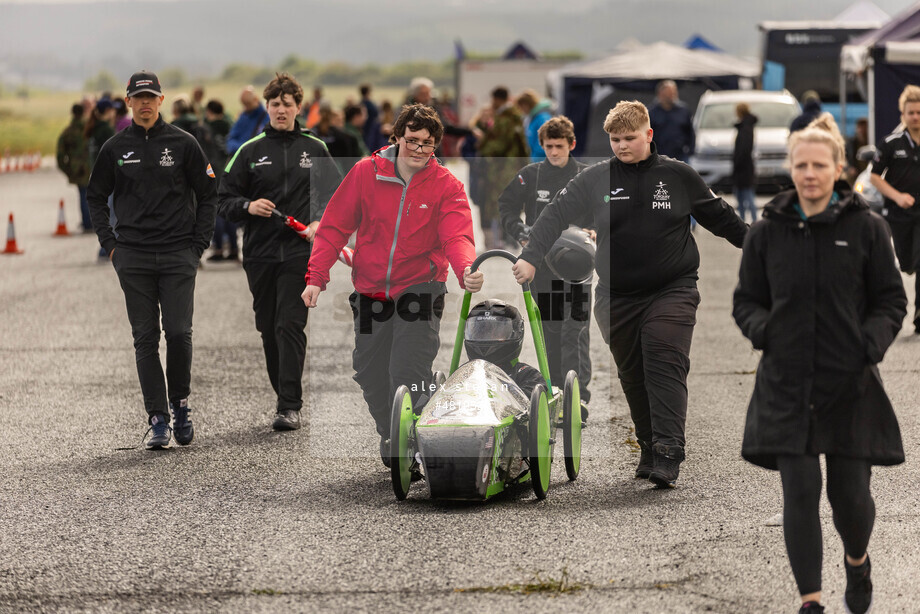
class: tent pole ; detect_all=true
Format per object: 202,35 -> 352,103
867,58 -> 876,145
839,69 -> 847,135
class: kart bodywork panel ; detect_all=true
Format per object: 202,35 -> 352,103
416,360 -> 533,500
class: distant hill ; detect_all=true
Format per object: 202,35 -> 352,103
0,0 -> 913,90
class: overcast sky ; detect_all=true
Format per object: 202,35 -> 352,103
0,0 -> 915,90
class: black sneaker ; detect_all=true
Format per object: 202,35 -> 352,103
272,409 -> 301,431
170,400 -> 194,445
649,443 -> 685,488
380,436 -> 391,468
844,555 -> 872,614
799,601 -> 825,613
635,439 -> 653,479
144,414 -> 172,450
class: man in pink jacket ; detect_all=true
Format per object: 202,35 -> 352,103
303,104 -> 483,461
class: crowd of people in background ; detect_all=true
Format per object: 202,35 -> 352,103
57,77 -> 889,265
57,77 -> 569,260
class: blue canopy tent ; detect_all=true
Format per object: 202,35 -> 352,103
684,34 -> 722,52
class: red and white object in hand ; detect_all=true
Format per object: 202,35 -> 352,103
272,209 -> 353,267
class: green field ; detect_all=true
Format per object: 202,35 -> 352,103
0,83 -> 408,155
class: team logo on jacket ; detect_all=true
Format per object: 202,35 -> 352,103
159,148 -> 174,167
537,189 -> 551,202
652,181 -> 671,209
252,155 -> 272,168
894,149 -> 908,158
118,151 -> 140,166
607,188 -> 629,202
300,152 -> 312,168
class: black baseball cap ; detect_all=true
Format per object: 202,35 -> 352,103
126,70 -> 162,97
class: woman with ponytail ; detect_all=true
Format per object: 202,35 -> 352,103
732,113 -> 907,614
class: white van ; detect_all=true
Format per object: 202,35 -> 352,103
689,90 -> 801,193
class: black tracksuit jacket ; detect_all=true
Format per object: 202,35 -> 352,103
520,144 -> 748,297
498,156 -> 589,243
872,129 -> 920,221
218,125 -> 341,262
87,116 -> 218,257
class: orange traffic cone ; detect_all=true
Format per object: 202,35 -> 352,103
53,199 -> 70,236
3,213 -> 24,254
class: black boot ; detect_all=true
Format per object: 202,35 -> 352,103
635,440 -> 653,479
649,443 -> 685,488
844,554 -> 872,614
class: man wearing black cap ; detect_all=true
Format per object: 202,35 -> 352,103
87,70 -> 218,450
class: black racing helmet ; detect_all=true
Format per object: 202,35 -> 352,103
545,226 -> 596,284
464,299 -> 525,366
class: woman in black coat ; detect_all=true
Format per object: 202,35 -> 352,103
733,114 -> 907,614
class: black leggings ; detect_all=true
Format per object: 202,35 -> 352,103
777,455 -> 875,596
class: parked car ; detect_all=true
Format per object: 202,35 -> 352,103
689,89 -> 801,193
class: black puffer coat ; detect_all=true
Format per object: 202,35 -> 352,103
733,182 -> 906,469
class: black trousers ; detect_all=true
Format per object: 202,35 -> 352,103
777,454 -> 875,596
113,246 -> 198,421
594,286 -> 700,447
244,258 -> 309,412
350,282 -> 445,437
533,276 -> 592,402
886,215 -> 920,324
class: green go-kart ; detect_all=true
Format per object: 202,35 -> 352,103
388,249 -> 583,501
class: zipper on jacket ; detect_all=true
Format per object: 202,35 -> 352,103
280,144 -> 289,262
378,175 -> 411,299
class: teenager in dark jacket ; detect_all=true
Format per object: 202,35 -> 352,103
498,116 -> 592,405
219,73 -> 341,431
869,84 -> 920,334
88,70 -> 218,449
732,102 -> 758,223
733,114 -> 906,614
512,100 -> 748,488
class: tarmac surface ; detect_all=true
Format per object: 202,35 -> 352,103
0,165 -> 917,613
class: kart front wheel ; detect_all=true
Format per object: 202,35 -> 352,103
528,384 -> 551,500
562,370 -> 582,481
389,385 -> 416,500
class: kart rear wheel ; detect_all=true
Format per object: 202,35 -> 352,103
529,384 -> 551,500
562,370 -> 582,481
389,385 -> 416,501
